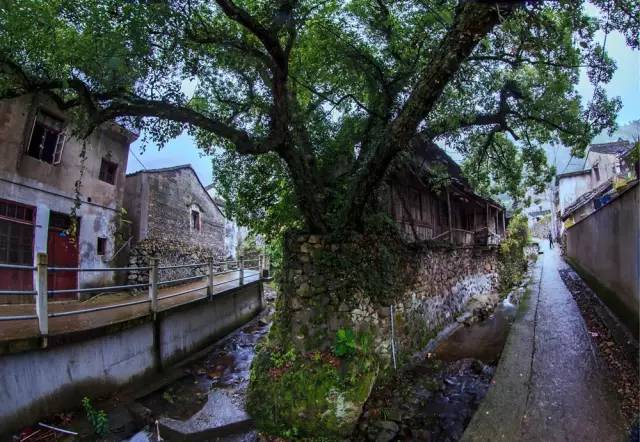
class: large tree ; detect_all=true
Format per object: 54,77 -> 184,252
1,0 -> 636,237
1,0 -> 637,436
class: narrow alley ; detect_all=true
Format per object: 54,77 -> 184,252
464,242 -> 627,441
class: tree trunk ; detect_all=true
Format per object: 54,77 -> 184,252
247,232 -> 412,437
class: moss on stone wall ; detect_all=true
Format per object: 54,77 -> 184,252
247,331 -> 379,439
498,214 -> 530,293
248,230 -> 500,438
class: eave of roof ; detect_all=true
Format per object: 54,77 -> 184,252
587,140 -> 632,155
396,138 -> 505,210
556,169 -> 591,184
561,178 -> 613,219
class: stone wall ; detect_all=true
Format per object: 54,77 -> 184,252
147,167 -> 225,249
124,166 -> 226,255
281,234 -> 498,363
247,233 -> 500,437
127,238 -> 227,285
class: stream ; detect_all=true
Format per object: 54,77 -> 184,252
354,296 -> 519,441
17,287 -> 520,441
134,293 -> 519,442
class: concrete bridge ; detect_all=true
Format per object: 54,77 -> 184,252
0,258 -> 265,435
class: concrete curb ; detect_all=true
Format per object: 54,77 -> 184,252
460,258 -> 543,441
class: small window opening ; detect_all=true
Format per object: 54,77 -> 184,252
26,111 -> 65,164
191,209 -> 201,232
99,159 -> 118,184
593,164 -> 600,182
97,237 -> 107,256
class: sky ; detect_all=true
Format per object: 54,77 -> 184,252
125,19 -> 640,186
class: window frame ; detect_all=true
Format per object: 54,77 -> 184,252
25,110 -> 66,165
96,237 -> 107,256
190,206 -> 202,232
99,158 -> 119,185
0,199 -> 36,266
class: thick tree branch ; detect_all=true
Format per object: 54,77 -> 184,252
344,1 -> 523,228
214,0 -> 287,69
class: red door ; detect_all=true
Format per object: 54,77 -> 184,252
47,213 -> 79,299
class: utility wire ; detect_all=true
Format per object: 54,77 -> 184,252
130,149 -> 147,170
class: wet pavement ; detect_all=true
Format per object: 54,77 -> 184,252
463,242 -> 626,442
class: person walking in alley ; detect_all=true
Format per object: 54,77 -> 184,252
548,232 -> 554,249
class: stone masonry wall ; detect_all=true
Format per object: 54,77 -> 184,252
281,234 -> 498,364
145,168 -> 225,250
127,238 -> 227,286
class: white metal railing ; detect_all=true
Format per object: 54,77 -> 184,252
0,254 -> 270,342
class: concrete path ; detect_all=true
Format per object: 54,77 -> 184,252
463,242 -> 625,442
0,270 -> 260,342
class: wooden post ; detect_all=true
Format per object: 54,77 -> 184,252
485,203 -> 490,245
258,254 -> 264,278
207,257 -> 214,298
35,253 -> 48,346
446,189 -> 453,243
264,254 -> 270,278
501,210 -> 506,236
149,258 -> 158,315
239,255 -> 244,285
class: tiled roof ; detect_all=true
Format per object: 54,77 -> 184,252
561,178 -> 613,219
588,140 -> 632,155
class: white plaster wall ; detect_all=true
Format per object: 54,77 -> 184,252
0,178 -> 120,288
558,174 -> 592,214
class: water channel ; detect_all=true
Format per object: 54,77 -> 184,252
17,289 -> 521,441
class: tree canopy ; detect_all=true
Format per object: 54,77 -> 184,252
1,0 -> 637,239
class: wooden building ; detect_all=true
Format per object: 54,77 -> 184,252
386,139 -> 506,246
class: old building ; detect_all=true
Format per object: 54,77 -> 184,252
0,95 -> 136,299
386,140 -> 506,246
554,139 -> 637,237
204,184 -> 248,259
582,139 -> 635,186
124,165 -> 226,274
556,169 -> 592,217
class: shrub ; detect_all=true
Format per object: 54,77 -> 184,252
333,328 -> 357,358
498,213 -> 530,292
82,397 -> 109,437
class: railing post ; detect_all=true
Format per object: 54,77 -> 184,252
259,254 -> 264,278
149,258 -> 158,315
264,254 -> 270,278
35,253 -> 48,346
207,257 -> 214,298
239,255 -> 244,285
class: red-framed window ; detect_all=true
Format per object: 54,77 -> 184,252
0,199 -> 36,266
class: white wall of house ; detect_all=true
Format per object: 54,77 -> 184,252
0,95 -> 135,291
557,173 -> 592,215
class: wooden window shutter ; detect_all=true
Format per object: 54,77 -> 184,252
53,132 -> 66,165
